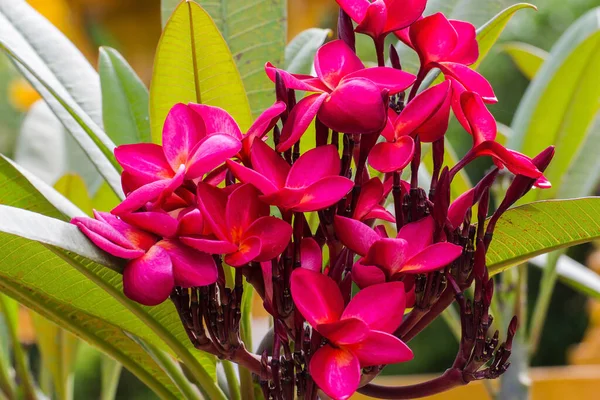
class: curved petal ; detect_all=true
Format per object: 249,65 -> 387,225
264,62 -> 326,92
342,281 -> 406,333
277,93 -> 328,152
415,89 -> 452,143
301,237 -> 323,272
460,91 -> 497,145
186,133 -> 242,179
225,236 -> 263,267
259,188 -> 305,210
310,345 -> 361,400
226,160 -> 280,195
314,40 -> 365,90
293,177 -> 354,212
243,216 -> 292,262
394,80 -> 451,138
347,331 -> 413,366
162,103 -> 204,171
342,67 -> 416,95
401,242 -> 463,274
353,177 -> 385,221
158,240 -> 218,287
72,217 -> 144,259
227,184 -> 269,237
290,268 -> 344,326
410,13 -> 458,65
396,216 -> 434,259
246,101 -> 286,139
319,78 -> 387,135
114,143 -> 173,184
317,318 -> 369,345
368,137 -> 415,173
472,142 -> 542,178
437,62 -> 497,103
333,216 -> 381,256
94,211 -> 157,249
120,211 -> 178,238
187,103 -> 242,139
362,206 -> 395,223
335,0 -> 370,24
180,236 -> 239,255
448,189 -> 475,229
448,20 -> 479,65
286,144 -> 341,188
177,208 -> 204,236
196,183 -> 230,241
351,261 -> 387,289
112,179 -> 173,215
384,0 -> 427,32
355,0 -> 387,39
366,238 -> 409,275
251,139 -> 290,188
123,245 -> 174,306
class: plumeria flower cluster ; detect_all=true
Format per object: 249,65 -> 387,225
73,1 -> 555,399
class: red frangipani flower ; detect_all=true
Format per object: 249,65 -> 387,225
291,268 -> 413,400
353,177 -> 395,222
72,211 -> 217,306
226,140 -> 354,212
180,183 -> 292,267
336,0 -> 427,43
265,40 -> 416,150
334,216 -> 463,288
113,103 -> 242,215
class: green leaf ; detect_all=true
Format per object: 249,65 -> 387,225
31,314 -> 79,400
509,8 -> 600,201
284,28 -> 331,75
150,0 -> 253,142
487,198 -> 600,275
99,47 -> 151,146
54,174 -> 93,216
502,42 -> 548,80
529,254 -> 600,299
197,0 -> 287,117
100,355 -> 122,400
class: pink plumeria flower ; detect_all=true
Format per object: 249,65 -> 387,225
181,183 -> 292,267
72,211 -> 217,306
397,13 -> 496,103
113,103 -> 242,215
352,177 -> 395,222
291,269 -> 413,400
226,140 -> 354,212
334,216 -> 463,288
336,0 -> 427,43
459,92 -> 549,186
265,40 -> 416,150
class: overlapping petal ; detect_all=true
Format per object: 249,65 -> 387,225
309,345 -> 360,400
291,268 -> 344,326
123,245 -> 174,306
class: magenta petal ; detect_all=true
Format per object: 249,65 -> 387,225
335,0 -> 370,23
277,93 -> 328,152
402,242 -> 464,274
384,0 -> 427,32
394,80 -> 451,138
112,179 -> 172,215
72,217 -> 144,259
226,160 -> 280,195
301,238 -> 323,272
437,62 -> 497,103
343,67 -> 416,95
251,139 -> 290,188
396,216 -> 434,259
448,189 -> 476,229
225,236 -> 263,267
120,211 -> 178,238
319,78 -> 387,134
461,91 -> 497,145
415,89 -> 452,143
448,20 -> 479,65
264,62 -> 326,92
347,331 -> 413,367
180,236 -> 239,255
314,40 -> 365,90
226,184 -> 269,234
472,142 -> 542,178
333,216 -> 381,256
286,145 -> 340,188
366,238 -> 409,275
355,0 -> 387,39
353,177 -> 384,221
352,261 -> 387,289
317,318 -> 369,345
93,211 -> 157,249
186,133 -> 241,179
294,177 -> 354,212
309,345 -> 361,400
123,245 -> 174,306
368,137 -> 415,173
410,13 -> 458,65
114,143 -> 173,184
291,268 -> 344,326
342,281 -> 406,333
187,103 -> 242,139
246,101 -> 286,140
259,188 -> 305,210
243,216 -> 292,262
162,103 -> 204,171
177,207 -> 204,236
196,183 -> 230,241
158,240 -> 218,287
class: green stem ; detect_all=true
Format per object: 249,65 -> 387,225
239,282 -> 256,400
528,251 -> 560,354
100,355 -> 122,400
0,338 -> 16,400
222,361 -> 241,400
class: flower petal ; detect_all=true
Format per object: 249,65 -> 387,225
158,240 -> 218,287
342,281 -> 406,333
401,242 -> 463,274
396,216 -> 434,259
111,179 -> 174,215
180,236 -> 239,255
342,67 -> 416,95
351,261 -> 387,289
264,62 -> 327,92
243,216 -> 292,262
414,89 -> 452,143
335,0 -> 370,24
317,318 -> 369,345
196,183 -> 230,241
384,0 -> 427,32
301,238 -> 323,272
333,216 -> 381,256
120,211 -> 178,238
319,78 -> 387,134
225,236 -> 263,267
448,189 -> 475,229
410,13 -> 458,65
460,91 -> 497,145
365,238 -> 409,275
259,188 -> 305,210
368,137 -> 415,173
187,103 -> 242,139
226,184 -> 269,237
277,93 -> 328,152
347,331 -> 413,366
226,160 -> 280,195
251,139 -> 290,188
314,40 -> 365,90
186,134 -> 242,179
355,0 -> 387,39
309,345 -> 361,400
447,20 -> 479,65
162,103 -> 204,171
246,101 -> 287,140
286,145 -> 341,188
72,216 -> 144,259
353,177 -> 385,221
114,143 -> 173,184
394,80 -> 451,138
294,177 -> 354,212
123,245 -> 174,306
471,142 -> 542,178
290,268 -> 344,326
437,62 -> 497,103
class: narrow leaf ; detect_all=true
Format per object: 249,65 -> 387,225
530,254 -> 600,299
502,42 -> 548,80
100,355 -> 122,400
284,28 -> 331,75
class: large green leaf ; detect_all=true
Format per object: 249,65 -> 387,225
197,0 -> 286,117
509,8 -> 600,201
425,0 -> 521,27
285,28 -> 331,75
487,198 -> 600,275
150,1 -> 253,142
502,42 -> 548,80
99,47 -> 151,146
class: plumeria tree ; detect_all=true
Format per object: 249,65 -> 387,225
1,0 -> 600,399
